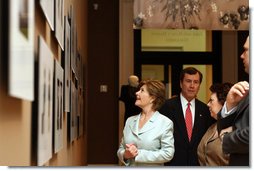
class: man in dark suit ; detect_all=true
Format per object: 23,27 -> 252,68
218,36 -> 249,166
159,67 -> 215,166
119,75 -> 141,123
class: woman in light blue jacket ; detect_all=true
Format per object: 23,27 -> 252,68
117,80 -> 174,166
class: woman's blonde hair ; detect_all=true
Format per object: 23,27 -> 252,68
138,80 -> 166,111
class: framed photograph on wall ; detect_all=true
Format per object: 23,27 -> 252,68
8,0 -> 34,101
69,5 -> 77,74
73,28 -> 78,74
70,78 -> 77,142
40,0 -> 54,30
55,0 -> 64,50
64,16 -> 71,112
76,49 -> 81,82
37,36 -> 54,166
77,86 -> 80,137
78,87 -> 84,137
54,59 -> 64,153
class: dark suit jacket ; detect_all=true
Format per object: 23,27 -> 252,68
218,95 -> 249,166
119,85 -> 141,123
159,96 -> 215,166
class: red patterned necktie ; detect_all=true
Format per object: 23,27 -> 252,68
185,102 -> 192,141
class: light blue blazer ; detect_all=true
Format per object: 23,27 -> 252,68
117,111 -> 174,166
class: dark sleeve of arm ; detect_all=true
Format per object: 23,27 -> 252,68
223,127 -> 249,154
222,108 -> 249,154
217,110 -> 237,134
119,86 -> 126,101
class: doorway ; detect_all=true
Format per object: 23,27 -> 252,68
134,30 -> 222,103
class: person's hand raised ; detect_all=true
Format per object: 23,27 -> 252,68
226,81 -> 249,111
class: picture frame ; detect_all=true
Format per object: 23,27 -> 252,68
76,49 -> 81,82
78,87 -> 84,137
40,0 -> 54,31
37,36 -> 54,166
70,77 -> 77,142
55,0 -> 64,50
8,0 -> 34,101
69,5 -> 77,74
53,59 -> 64,153
64,16 -> 71,112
